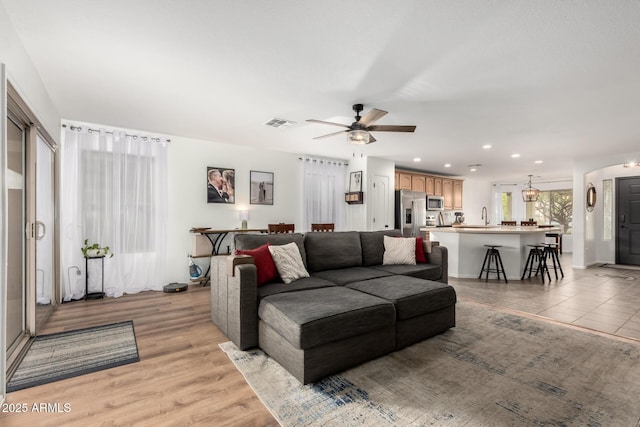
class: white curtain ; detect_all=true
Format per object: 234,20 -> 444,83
60,127 -> 168,299
302,157 -> 346,231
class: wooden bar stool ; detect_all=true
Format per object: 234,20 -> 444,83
521,244 -> 550,283
478,245 -> 508,283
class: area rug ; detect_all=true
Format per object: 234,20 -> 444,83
220,301 -> 640,426
600,263 -> 640,272
8,320 -> 139,392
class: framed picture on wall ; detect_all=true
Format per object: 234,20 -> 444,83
250,171 -> 274,205
349,171 -> 363,192
207,167 -> 235,203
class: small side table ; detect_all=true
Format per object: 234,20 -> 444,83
85,255 -> 105,300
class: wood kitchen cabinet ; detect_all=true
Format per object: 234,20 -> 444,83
434,178 -> 443,196
453,180 -> 463,210
398,173 -> 412,190
442,179 -> 453,210
395,169 -> 463,210
411,175 -> 426,192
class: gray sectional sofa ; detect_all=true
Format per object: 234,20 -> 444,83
211,229 -> 456,384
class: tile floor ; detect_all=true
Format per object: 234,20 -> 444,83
449,253 -> 640,341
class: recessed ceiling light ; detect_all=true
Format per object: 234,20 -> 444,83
534,160 -> 543,164
467,163 -> 481,172
444,163 -> 451,168
413,157 -> 421,162
470,168 -> 477,172
482,144 -> 492,150
511,154 -> 520,158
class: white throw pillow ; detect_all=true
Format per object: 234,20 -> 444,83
382,235 -> 417,265
268,242 -> 310,284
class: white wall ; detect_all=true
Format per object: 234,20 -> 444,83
460,177 -> 493,225
165,135 -> 303,283
345,155 -> 367,231
0,5 -> 60,142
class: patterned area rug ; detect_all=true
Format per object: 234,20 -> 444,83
8,321 -> 139,392
220,301 -> 640,426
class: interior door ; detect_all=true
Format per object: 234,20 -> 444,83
616,176 -> 640,265
371,175 -> 390,230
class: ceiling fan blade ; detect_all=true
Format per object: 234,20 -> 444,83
313,130 -> 348,140
358,108 -> 388,126
306,119 -> 350,128
367,125 -> 416,133
367,133 -> 377,143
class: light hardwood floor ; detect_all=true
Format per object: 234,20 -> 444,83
1,285 -> 277,427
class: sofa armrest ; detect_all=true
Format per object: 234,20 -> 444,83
211,255 -> 259,350
429,246 -> 448,284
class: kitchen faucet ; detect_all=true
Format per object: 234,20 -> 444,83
481,206 -> 489,226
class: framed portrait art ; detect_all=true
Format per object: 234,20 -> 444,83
250,171 -> 274,205
207,167 -> 235,204
349,171 -> 363,192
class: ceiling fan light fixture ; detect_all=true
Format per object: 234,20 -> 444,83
522,174 -> 540,202
347,129 -> 369,145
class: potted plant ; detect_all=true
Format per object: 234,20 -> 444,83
81,239 -> 114,258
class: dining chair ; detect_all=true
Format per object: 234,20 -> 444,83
311,223 -> 335,232
501,221 -> 517,226
268,223 -> 295,234
520,221 -> 537,226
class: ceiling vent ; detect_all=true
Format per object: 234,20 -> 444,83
264,118 -> 296,128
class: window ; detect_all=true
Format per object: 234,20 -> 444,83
502,192 -> 513,221
525,189 -> 573,233
82,150 -> 156,254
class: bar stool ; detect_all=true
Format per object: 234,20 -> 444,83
521,244 -> 550,283
479,245 -> 508,283
542,243 -> 564,279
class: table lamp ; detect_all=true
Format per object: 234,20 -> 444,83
239,210 -> 249,229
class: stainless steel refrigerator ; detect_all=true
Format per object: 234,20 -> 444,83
395,190 -> 427,236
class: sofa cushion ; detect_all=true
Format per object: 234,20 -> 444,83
269,242 -> 310,284
346,276 -> 456,320
236,244 -> 279,286
383,235 -> 416,265
304,231 -> 362,272
360,230 -> 402,266
374,264 -> 442,281
257,276 -> 337,300
311,266 -> 394,286
235,233 -> 307,267
259,287 -> 395,350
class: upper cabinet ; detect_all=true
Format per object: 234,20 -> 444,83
395,169 -> 463,209
411,175 -> 426,192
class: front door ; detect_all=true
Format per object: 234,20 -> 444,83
616,176 -> 640,265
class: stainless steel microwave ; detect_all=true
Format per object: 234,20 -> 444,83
427,195 -> 445,211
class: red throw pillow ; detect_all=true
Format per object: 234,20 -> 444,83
393,236 -> 428,263
235,244 -> 279,286
415,237 -> 428,263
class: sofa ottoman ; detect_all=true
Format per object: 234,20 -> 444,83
346,276 -> 456,349
258,286 -> 396,384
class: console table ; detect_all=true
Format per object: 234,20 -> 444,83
189,228 -> 268,285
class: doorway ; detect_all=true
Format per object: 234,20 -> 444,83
616,176 -> 640,265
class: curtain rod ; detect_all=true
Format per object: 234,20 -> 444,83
62,123 -> 171,143
298,157 -> 349,166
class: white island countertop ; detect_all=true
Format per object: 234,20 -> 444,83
429,226 -> 561,280
422,225 -> 562,234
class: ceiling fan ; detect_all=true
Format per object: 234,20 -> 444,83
306,104 -> 416,145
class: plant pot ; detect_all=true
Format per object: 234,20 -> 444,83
86,248 -> 107,258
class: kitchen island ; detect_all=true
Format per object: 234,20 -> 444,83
428,226 -> 561,280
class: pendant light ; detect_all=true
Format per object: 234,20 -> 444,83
522,175 -> 539,202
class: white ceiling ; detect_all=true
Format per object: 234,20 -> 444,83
3,1 -> 640,182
